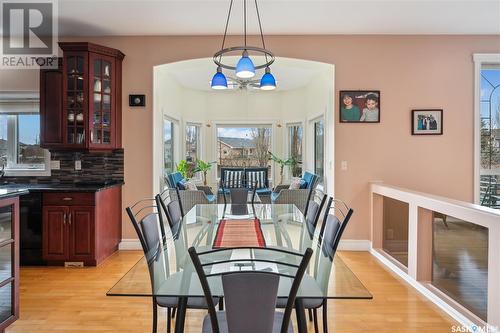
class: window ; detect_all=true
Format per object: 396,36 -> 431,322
185,124 -> 200,162
313,118 -> 324,183
216,125 -> 272,177
477,62 -> 500,208
163,117 -> 175,180
287,124 -> 303,178
0,99 -> 50,176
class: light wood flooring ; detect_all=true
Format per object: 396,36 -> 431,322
8,251 -> 457,333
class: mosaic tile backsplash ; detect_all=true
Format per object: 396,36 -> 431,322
5,149 -> 124,185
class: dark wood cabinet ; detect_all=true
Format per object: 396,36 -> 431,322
0,197 -> 20,332
42,186 -> 121,266
40,42 -> 124,151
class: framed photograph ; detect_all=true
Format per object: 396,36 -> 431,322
339,90 -> 380,123
411,109 -> 443,135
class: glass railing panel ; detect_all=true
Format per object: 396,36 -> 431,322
382,197 -> 409,267
432,213 -> 488,321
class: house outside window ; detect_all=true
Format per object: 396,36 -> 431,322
0,97 -> 50,176
185,123 -> 200,162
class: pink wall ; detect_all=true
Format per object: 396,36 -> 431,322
2,35 -> 499,241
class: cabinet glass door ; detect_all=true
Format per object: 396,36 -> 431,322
66,55 -> 85,145
91,57 -> 113,146
0,205 -> 13,325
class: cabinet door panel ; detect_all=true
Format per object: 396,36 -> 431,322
40,67 -> 63,147
69,207 -> 94,260
42,207 -> 68,260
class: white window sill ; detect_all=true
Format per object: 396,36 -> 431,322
5,169 -> 51,177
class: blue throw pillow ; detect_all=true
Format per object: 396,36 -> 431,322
177,179 -> 187,190
299,179 -> 307,189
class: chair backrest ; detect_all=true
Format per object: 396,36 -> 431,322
155,187 -> 184,239
314,198 -> 354,291
229,187 -> 249,205
304,188 -> 327,230
125,199 -> 162,262
168,172 -> 184,189
223,272 -> 279,333
188,246 -> 313,333
302,171 -> 319,190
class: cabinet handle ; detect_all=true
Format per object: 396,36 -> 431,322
63,213 -> 67,225
68,213 -> 72,225
62,197 -> 73,201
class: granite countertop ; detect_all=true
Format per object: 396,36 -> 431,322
0,188 -> 30,200
0,180 -> 124,194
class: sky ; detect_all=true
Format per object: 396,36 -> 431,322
217,127 -> 255,139
0,115 -> 40,144
479,69 -> 500,126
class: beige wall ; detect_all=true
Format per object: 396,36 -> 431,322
2,35 -> 499,241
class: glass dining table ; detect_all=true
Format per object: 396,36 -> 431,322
107,203 -> 372,333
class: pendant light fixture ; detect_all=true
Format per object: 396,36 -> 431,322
211,0 -> 276,91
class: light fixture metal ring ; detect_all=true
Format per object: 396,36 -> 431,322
213,45 -> 275,71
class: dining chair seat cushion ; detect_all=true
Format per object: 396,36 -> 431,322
275,297 -> 323,309
157,296 -> 219,309
206,194 -> 216,203
202,311 -> 293,333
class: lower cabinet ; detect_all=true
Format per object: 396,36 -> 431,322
42,187 -> 121,266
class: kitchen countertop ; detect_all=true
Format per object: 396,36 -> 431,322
0,181 -> 124,193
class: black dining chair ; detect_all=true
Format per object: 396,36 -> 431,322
188,246 -> 313,333
126,199 -> 218,333
304,187 -> 327,233
156,187 -> 185,239
308,198 -> 354,333
221,180 -> 258,205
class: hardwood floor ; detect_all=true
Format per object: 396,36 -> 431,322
8,251 -> 457,333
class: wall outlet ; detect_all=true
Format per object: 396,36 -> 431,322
74,160 -> 82,171
50,160 -> 60,170
341,160 -> 348,171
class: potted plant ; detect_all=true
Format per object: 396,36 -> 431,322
195,160 -> 216,186
268,152 -> 297,186
176,160 -> 196,179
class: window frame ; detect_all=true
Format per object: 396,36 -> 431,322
312,117 -> 325,185
286,122 -> 304,180
0,95 -> 50,177
162,115 -> 177,182
473,54 -> 500,204
184,122 -> 202,181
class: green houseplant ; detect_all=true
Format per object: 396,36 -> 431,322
268,152 -> 297,186
176,160 -> 196,180
194,160 -> 216,186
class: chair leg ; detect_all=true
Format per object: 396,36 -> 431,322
308,308 -> 313,321
219,297 -> 224,311
322,300 -> 328,333
152,299 -> 158,333
167,308 -> 171,333
313,309 -> 319,333
171,307 -> 176,318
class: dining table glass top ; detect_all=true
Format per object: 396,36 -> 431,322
107,204 -> 372,300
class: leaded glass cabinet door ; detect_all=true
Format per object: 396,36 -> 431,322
89,53 -> 115,149
63,52 -> 87,148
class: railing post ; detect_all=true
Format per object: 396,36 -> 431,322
407,203 -> 418,279
488,224 -> 500,328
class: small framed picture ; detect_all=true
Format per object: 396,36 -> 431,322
339,90 -> 380,123
411,109 -> 443,135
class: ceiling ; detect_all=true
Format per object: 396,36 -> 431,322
159,57 -> 333,92
55,0 -> 500,36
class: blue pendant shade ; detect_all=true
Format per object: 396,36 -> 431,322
235,50 -> 255,79
211,67 -> 228,90
260,67 -> 276,90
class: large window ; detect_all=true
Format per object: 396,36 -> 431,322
313,118 -> 324,183
478,63 -> 500,209
287,124 -> 303,177
163,117 -> 175,179
0,99 -> 49,175
185,123 -> 200,162
216,125 -> 272,177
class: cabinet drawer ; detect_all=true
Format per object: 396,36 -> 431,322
43,193 -> 95,206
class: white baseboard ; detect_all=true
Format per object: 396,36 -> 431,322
118,238 -> 372,251
338,239 -> 372,251
119,239 -> 142,250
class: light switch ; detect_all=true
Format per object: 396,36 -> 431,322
50,160 -> 60,170
74,160 -> 82,171
341,160 -> 348,171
